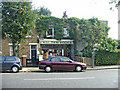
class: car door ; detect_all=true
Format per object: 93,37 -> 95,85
60,57 -> 74,70
51,57 -> 63,70
4,56 -> 15,70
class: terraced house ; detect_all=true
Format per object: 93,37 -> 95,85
2,23 -> 75,66
2,11 -> 109,67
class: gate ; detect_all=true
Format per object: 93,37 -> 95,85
26,59 -> 39,67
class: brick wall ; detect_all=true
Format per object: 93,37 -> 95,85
2,29 -> 39,59
2,39 -> 11,56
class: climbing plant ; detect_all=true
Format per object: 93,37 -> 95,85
35,15 -> 118,57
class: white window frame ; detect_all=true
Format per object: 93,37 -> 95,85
63,27 -> 69,37
46,25 -> 54,38
9,43 -> 20,56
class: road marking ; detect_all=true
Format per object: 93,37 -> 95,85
24,77 -> 95,81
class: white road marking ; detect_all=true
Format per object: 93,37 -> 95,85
24,77 -> 95,81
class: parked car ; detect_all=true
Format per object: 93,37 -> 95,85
39,56 -> 87,72
0,56 -> 22,72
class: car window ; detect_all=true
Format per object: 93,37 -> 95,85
0,56 -> 5,61
6,56 -> 15,61
51,57 -> 60,62
15,57 -> 20,61
46,58 -> 51,61
60,57 -> 71,62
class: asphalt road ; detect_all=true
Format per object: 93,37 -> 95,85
1,69 -> 119,88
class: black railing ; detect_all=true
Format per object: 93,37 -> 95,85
26,59 -> 39,67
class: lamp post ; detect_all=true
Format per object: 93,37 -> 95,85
91,47 -> 97,68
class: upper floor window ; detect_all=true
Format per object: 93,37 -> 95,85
46,25 -> 54,38
63,27 -> 69,37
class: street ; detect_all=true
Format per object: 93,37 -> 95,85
2,69 -> 118,88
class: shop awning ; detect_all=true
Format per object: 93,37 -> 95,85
39,39 -> 74,44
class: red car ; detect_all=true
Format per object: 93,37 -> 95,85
39,56 -> 87,72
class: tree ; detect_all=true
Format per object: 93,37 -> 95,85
66,18 -> 111,57
2,2 -> 36,56
109,0 -> 120,23
38,7 -> 51,16
109,0 -> 120,9
98,37 -> 119,52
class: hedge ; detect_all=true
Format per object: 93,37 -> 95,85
95,50 -> 120,66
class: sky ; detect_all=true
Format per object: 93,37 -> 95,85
32,0 -> 118,40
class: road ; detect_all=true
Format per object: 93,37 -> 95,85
1,69 -> 118,88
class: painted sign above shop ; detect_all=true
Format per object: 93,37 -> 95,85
39,39 -> 73,44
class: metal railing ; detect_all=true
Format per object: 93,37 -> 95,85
26,59 -> 39,67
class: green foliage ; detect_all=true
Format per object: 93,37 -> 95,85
38,7 -> 51,16
35,16 -> 116,56
95,50 -> 120,65
35,15 -> 64,39
98,38 -> 119,52
2,2 -> 36,56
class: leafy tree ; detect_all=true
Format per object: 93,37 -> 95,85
38,7 -> 51,16
109,0 -> 120,23
109,0 -> 120,9
2,2 -> 36,56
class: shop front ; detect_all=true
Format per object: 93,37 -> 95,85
39,39 -> 74,60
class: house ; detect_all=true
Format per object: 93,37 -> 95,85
2,25 -> 75,66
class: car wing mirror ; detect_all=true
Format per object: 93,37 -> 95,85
69,61 -> 72,63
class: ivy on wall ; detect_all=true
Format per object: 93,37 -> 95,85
35,15 -> 119,57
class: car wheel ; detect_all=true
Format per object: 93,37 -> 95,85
12,66 -> 19,73
75,66 -> 82,72
45,66 -> 52,72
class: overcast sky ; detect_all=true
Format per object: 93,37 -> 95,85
32,0 -> 118,40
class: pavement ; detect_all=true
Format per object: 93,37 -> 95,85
19,65 -> 120,72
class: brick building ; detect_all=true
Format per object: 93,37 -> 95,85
2,27 -> 74,66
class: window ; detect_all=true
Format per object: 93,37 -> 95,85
51,57 -> 60,62
10,46 -> 19,56
60,57 -> 71,62
31,45 -> 36,49
46,58 -> 51,61
9,43 -> 20,56
0,56 -> 5,61
6,56 -> 15,61
46,25 -> 54,37
63,27 -> 69,37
